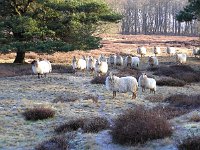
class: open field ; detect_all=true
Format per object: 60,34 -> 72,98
0,34 -> 200,150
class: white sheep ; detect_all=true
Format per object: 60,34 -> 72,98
98,54 -> 107,62
31,59 -> 52,78
137,46 -> 146,57
124,55 -> 132,67
193,47 -> 200,57
77,58 -> 87,70
114,54 -> 123,66
95,60 -> 108,76
87,56 -> 96,71
72,56 -> 77,70
105,72 -> 138,99
108,54 -> 116,66
138,73 -> 156,94
167,47 -> 176,56
148,56 -> 159,67
176,53 -> 187,64
153,46 -> 161,56
131,56 -> 140,68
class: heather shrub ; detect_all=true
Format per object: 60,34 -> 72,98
164,94 -> 200,109
91,75 -> 107,84
111,106 -> 172,145
52,65 -> 75,74
178,136 -> 200,150
156,78 -> 186,87
35,136 -> 68,150
22,107 -> 55,121
189,114 -> 200,122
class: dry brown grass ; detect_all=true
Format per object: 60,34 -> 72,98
156,78 -> 186,87
91,75 -> 107,84
145,94 -> 165,102
111,106 -> 172,145
35,135 -> 68,150
178,136 -> 200,150
22,107 -> 55,121
189,114 -> 200,122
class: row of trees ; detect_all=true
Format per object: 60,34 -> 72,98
0,0 -> 121,63
121,0 -> 199,36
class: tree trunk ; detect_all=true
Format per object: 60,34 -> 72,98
14,51 -> 25,63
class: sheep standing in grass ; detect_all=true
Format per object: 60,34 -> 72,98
31,59 -> 52,78
105,72 -> 138,99
176,53 -> 187,64
153,46 -> 161,56
124,55 -> 132,67
148,56 -> 159,67
77,57 -> 87,70
131,56 -> 140,68
108,54 -> 116,66
138,73 -> 156,94
72,56 -> 77,70
167,47 -> 176,56
95,60 -> 108,76
114,54 -> 123,66
193,47 -> 200,57
98,54 -> 107,62
137,46 -> 146,57
87,56 -> 96,71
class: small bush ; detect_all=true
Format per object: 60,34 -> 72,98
83,117 -> 110,133
157,78 -> 186,87
23,107 -> 55,121
91,75 -> 107,84
152,106 -> 189,119
116,68 -> 141,79
35,136 -> 68,150
145,94 -> 165,102
165,94 -> 200,109
52,65 -> 75,74
189,114 -> 200,122
55,118 -> 85,133
55,117 -> 109,133
178,136 -> 200,150
111,106 -> 172,145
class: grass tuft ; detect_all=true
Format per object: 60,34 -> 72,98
111,106 -> 172,145
22,107 -> 55,121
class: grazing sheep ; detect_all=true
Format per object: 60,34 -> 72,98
108,54 -> 116,66
98,54 -> 107,62
167,47 -> 176,56
77,58 -> 87,70
148,56 -> 159,67
193,47 -> 200,57
95,60 -> 108,76
131,56 -> 140,68
176,53 -> 187,64
31,59 -> 52,78
114,54 -> 123,66
105,72 -> 138,99
72,56 -> 77,70
138,73 -> 156,94
137,46 -> 146,57
153,46 -> 161,56
124,55 -> 132,67
87,56 -> 96,71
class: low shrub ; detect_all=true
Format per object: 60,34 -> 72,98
83,117 -> 110,133
111,106 -> 172,145
35,136 -> 68,150
164,94 -> 200,109
156,78 -> 186,87
178,136 -> 200,150
91,75 -> 107,84
52,65 -> 75,74
22,107 -> 55,121
55,118 -> 85,133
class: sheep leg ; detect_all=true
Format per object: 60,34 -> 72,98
37,73 -> 40,79
113,91 -> 116,98
44,73 -> 47,78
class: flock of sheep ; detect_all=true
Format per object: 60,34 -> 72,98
31,46 -> 199,99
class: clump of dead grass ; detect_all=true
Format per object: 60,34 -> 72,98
52,65 -> 75,74
145,94 -> 165,102
55,117 -> 109,133
111,106 -> 172,145
22,107 -> 55,121
156,78 -> 186,87
178,136 -> 200,150
35,135 -> 68,150
189,114 -> 200,122
53,95 -> 78,103
91,75 -> 107,84
116,68 -> 141,79
164,94 -> 200,109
